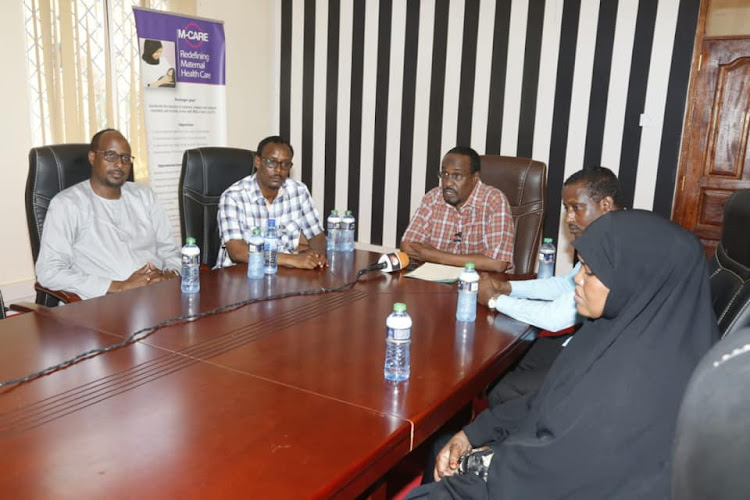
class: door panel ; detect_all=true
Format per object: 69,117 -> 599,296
673,37 -> 750,254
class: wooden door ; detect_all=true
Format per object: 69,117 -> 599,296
673,37 -> 750,256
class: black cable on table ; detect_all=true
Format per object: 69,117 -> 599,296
0,268 -> 372,388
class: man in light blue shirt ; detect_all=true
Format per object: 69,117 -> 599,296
479,166 -> 623,406
485,264 -> 582,332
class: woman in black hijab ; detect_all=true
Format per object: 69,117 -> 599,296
141,39 -> 174,88
409,210 -> 718,499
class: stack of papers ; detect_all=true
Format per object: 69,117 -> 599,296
404,262 -> 465,283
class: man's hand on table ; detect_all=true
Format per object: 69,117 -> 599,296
478,272 -> 512,306
279,250 -> 328,269
401,241 -> 438,264
108,263 -> 178,293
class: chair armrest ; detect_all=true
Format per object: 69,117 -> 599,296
35,283 -> 82,304
505,272 -> 537,281
9,302 -> 48,314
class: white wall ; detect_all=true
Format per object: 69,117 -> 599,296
197,0 -> 277,149
0,1 -> 277,302
706,0 -> 750,36
0,1 -> 35,301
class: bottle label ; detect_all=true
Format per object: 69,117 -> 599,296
539,252 -> 555,263
458,280 -> 479,292
328,221 -> 341,230
249,243 -> 264,253
388,327 -> 411,341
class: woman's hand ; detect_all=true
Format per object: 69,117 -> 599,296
434,430 -> 473,481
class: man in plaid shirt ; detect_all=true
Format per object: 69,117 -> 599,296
401,146 -> 514,273
215,136 -> 328,269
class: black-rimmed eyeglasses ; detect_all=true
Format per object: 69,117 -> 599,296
94,150 -> 134,164
260,156 -> 293,171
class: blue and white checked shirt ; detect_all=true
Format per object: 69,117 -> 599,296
215,174 -> 325,268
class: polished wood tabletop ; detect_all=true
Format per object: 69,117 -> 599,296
0,250 -> 534,498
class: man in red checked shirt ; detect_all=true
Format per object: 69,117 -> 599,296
400,146 -> 514,273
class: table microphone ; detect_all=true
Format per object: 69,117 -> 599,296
366,251 -> 410,273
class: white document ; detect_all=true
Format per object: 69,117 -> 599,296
404,262 -> 464,283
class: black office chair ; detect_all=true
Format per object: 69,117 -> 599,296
179,147 -> 255,268
708,189 -> 750,338
26,144 -> 134,306
671,326 -> 750,499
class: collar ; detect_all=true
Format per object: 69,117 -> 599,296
452,179 -> 483,212
248,174 -> 286,204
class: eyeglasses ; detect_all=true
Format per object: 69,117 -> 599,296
95,150 -> 134,164
260,156 -> 293,171
437,171 -> 465,182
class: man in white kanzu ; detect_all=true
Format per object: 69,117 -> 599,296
36,128 -> 181,299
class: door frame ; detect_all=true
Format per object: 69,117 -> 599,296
672,0 -> 710,224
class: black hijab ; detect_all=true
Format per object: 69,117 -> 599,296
430,210 -> 718,499
142,40 -> 162,65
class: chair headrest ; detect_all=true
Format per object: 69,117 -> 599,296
479,155 -> 546,207
672,326 -> 750,499
721,189 -> 750,268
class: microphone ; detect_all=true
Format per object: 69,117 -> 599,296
366,251 -> 410,273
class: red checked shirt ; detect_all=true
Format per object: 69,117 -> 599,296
401,181 -> 515,270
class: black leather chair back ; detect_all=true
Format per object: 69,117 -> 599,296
26,144 -> 134,305
27,144 -> 90,263
179,147 -> 254,268
0,290 -> 5,320
480,155 -> 547,276
708,189 -> 750,338
672,326 -> 750,499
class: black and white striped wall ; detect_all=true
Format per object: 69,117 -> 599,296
275,0 -> 700,274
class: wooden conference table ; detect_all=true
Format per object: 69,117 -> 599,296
0,250 -> 534,498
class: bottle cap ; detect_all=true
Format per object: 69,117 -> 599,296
393,303 -> 407,312
345,210 -> 352,215
543,237 -> 553,243
252,227 -> 261,235
267,218 -> 276,227
464,263 -> 475,270
186,237 -> 196,244
330,209 -> 339,215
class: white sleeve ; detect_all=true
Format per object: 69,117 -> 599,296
147,189 -> 182,271
35,197 -> 111,299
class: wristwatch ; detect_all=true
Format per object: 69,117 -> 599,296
487,293 -> 503,309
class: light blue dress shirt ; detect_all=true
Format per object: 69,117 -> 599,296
493,262 -> 582,332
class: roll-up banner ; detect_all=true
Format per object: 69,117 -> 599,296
133,7 -> 227,241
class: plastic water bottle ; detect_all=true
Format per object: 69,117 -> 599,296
327,210 -> 341,251
247,227 -> 265,279
384,303 -> 412,382
340,210 -> 356,252
264,219 -> 278,275
456,263 -> 479,322
180,237 -> 200,294
537,238 -> 556,279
